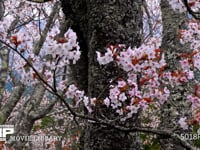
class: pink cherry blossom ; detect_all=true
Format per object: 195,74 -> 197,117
178,117 -> 188,130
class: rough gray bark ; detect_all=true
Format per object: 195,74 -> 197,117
0,0 -> 4,20
61,0 -> 143,149
0,47 -> 10,109
159,1 -> 192,149
0,16 -> 22,124
9,96 -> 57,149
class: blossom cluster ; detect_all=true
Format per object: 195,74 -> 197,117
176,19 -> 200,128
8,28 -> 80,85
96,41 -> 174,120
168,0 -> 187,12
178,20 -> 200,72
184,0 -> 200,12
43,28 -> 81,64
179,20 -> 200,50
96,29 -> 198,122
169,2 -> 200,129
168,0 -> 200,13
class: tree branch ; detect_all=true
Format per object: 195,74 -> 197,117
0,85 -> 25,124
26,0 -> 53,3
33,1 -> 60,55
30,98 -> 57,120
182,0 -> 200,20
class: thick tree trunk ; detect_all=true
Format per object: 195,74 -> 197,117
0,0 -> 4,20
159,1 -> 192,149
61,0 -> 143,149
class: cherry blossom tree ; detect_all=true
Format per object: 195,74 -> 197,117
0,0 -> 200,149
0,1 -> 81,149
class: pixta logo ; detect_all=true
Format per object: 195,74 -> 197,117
0,125 -> 14,141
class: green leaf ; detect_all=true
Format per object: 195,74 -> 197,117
193,124 -> 200,133
41,116 -> 55,128
194,139 -> 200,147
143,137 -> 161,150
140,133 -> 147,141
32,125 -> 41,131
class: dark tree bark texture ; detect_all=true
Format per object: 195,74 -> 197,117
61,0 -> 143,149
159,0 -> 192,149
